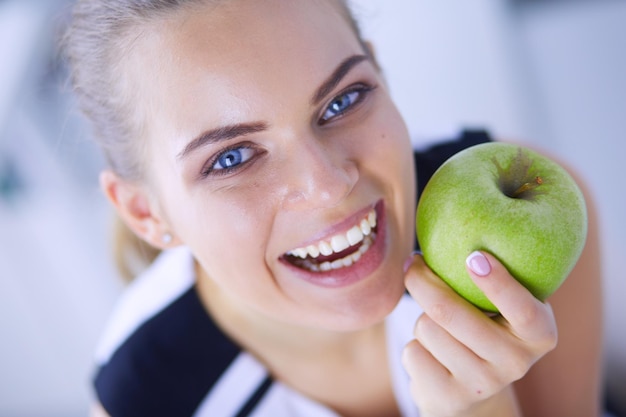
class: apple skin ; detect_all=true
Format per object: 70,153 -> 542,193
415,142 -> 587,312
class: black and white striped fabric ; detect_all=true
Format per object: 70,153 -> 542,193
92,131 -> 491,417
93,246 -> 424,417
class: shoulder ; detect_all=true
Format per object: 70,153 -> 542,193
92,247 -> 243,416
511,142 -> 605,416
413,129 -> 492,198
412,129 -> 492,249
94,247 -> 197,363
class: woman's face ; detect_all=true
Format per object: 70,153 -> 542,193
131,0 -> 416,331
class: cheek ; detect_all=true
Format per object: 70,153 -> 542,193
365,103 -> 416,241
361,100 -> 414,181
161,175 -> 277,280
360,94 -> 413,162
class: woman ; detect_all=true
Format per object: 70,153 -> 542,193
62,0 -> 604,416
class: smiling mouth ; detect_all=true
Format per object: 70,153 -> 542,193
283,209 -> 378,272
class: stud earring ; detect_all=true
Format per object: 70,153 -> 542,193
162,233 -> 173,245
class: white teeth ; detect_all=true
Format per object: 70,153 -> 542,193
359,237 -> 371,254
319,241 -> 333,256
286,208 -> 378,272
292,248 -> 308,259
368,211 -> 376,228
306,245 -> 320,258
320,262 -> 332,272
330,234 -> 350,252
331,259 -> 344,269
360,219 -> 371,236
312,234 -> 375,272
346,226 -> 364,246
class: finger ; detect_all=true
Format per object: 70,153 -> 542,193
406,254 -> 546,370
402,339 -> 459,411
413,313 -> 500,391
466,251 -> 558,347
402,337 -> 450,381
405,254 -> 506,359
402,336 -> 500,414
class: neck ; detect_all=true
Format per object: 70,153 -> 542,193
195,263 -> 400,417
194,262 -> 388,364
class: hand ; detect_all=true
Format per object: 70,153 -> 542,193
402,251 -> 558,417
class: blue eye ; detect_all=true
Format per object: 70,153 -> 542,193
212,147 -> 255,171
321,90 -> 361,122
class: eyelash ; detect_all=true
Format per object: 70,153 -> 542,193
200,143 -> 261,178
200,83 -> 377,178
319,83 -> 377,125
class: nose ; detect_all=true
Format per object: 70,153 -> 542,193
279,138 -> 358,211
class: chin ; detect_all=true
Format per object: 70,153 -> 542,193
275,200 -> 412,330
313,268 -> 407,332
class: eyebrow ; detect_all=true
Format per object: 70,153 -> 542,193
177,121 -> 268,160
311,54 -> 370,106
177,54 -> 369,161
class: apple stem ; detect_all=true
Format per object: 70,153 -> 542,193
512,176 -> 543,198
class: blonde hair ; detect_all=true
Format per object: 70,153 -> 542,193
62,0 -> 367,281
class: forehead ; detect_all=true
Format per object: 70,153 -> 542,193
128,0 -> 363,142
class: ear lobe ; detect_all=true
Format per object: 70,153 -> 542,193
99,170 -> 176,249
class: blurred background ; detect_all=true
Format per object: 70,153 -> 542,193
1,0 -> 624,416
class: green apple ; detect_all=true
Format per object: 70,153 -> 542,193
415,142 -> 587,312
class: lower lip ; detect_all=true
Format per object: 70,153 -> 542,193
281,201 -> 388,288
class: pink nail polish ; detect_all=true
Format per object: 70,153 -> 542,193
403,251 -> 422,272
403,256 -> 413,273
466,251 -> 491,277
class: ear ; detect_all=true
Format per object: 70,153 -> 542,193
100,170 -> 179,249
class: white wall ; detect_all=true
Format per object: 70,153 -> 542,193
354,0 -> 530,144
0,1 -> 120,416
1,0 -> 624,415
514,1 -> 626,412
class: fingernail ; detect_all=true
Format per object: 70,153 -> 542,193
466,251 -> 491,277
403,255 -> 413,273
403,251 -> 422,272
